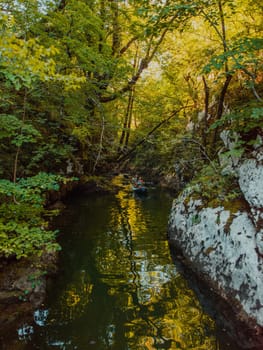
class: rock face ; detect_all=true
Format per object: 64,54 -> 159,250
168,146 -> 263,338
0,251 -> 58,343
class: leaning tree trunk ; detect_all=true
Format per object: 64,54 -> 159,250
124,86 -> 135,148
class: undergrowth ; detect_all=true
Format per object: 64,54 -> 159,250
185,163 -> 242,208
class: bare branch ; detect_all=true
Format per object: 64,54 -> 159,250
182,137 -> 218,173
117,106 -> 192,163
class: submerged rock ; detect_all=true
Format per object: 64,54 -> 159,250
168,146 -> 263,348
0,251 -> 57,341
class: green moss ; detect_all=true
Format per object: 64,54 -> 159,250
183,164 -> 242,210
192,214 -> 201,225
222,197 -> 250,234
180,164 -> 251,236
222,197 -> 250,213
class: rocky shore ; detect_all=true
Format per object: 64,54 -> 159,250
168,144 -> 263,348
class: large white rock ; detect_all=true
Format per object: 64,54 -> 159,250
238,158 -> 263,209
168,147 -> 263,327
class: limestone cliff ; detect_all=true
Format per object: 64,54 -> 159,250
168,144 -> 263,335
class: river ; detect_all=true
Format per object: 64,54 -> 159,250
9,176 -> 242,349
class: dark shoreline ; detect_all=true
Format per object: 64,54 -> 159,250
169,240 -> 263,350
1,175 -> 262,349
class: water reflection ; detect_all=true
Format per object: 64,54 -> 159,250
93,181 -> 217,349
13,176 -> 236,349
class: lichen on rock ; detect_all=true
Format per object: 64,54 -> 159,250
168,146 -> 263,340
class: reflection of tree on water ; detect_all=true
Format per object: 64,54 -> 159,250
25,177 -> 219,349
60,270 -> 93,321
13,178 -> 233,349
117,190 -> 172,348
122,214 -> 175,348
49,269 -> 94,322
94,183 -> 218,349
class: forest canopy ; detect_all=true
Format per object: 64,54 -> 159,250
0,0 -> 262,258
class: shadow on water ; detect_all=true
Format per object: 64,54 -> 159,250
1,175 -> 247,349
168,245 -> 263,350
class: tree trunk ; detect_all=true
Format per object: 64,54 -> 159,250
13,88 -> 27,184
111,0 -> 121,56
210,74 -> 232,154
124,87 -> 135,147
202,76 -> 210,148
119,47 -> 138,151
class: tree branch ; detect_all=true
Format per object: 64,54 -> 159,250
119,37 -> 138,55
117,106 -> 190,163
182,137 -> 218,173
100,15 -> 177,103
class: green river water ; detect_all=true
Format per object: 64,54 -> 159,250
9,176 -> 242,349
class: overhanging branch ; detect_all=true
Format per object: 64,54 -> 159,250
117,105 -> 191,163
100,15 -> 177,104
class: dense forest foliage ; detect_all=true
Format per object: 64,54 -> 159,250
0,0 -> 262,259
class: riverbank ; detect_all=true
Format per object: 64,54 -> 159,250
0,252 -> 57,347
1,183 -> 243,349
0,174 -> 123,345
168,144 -> 263,349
